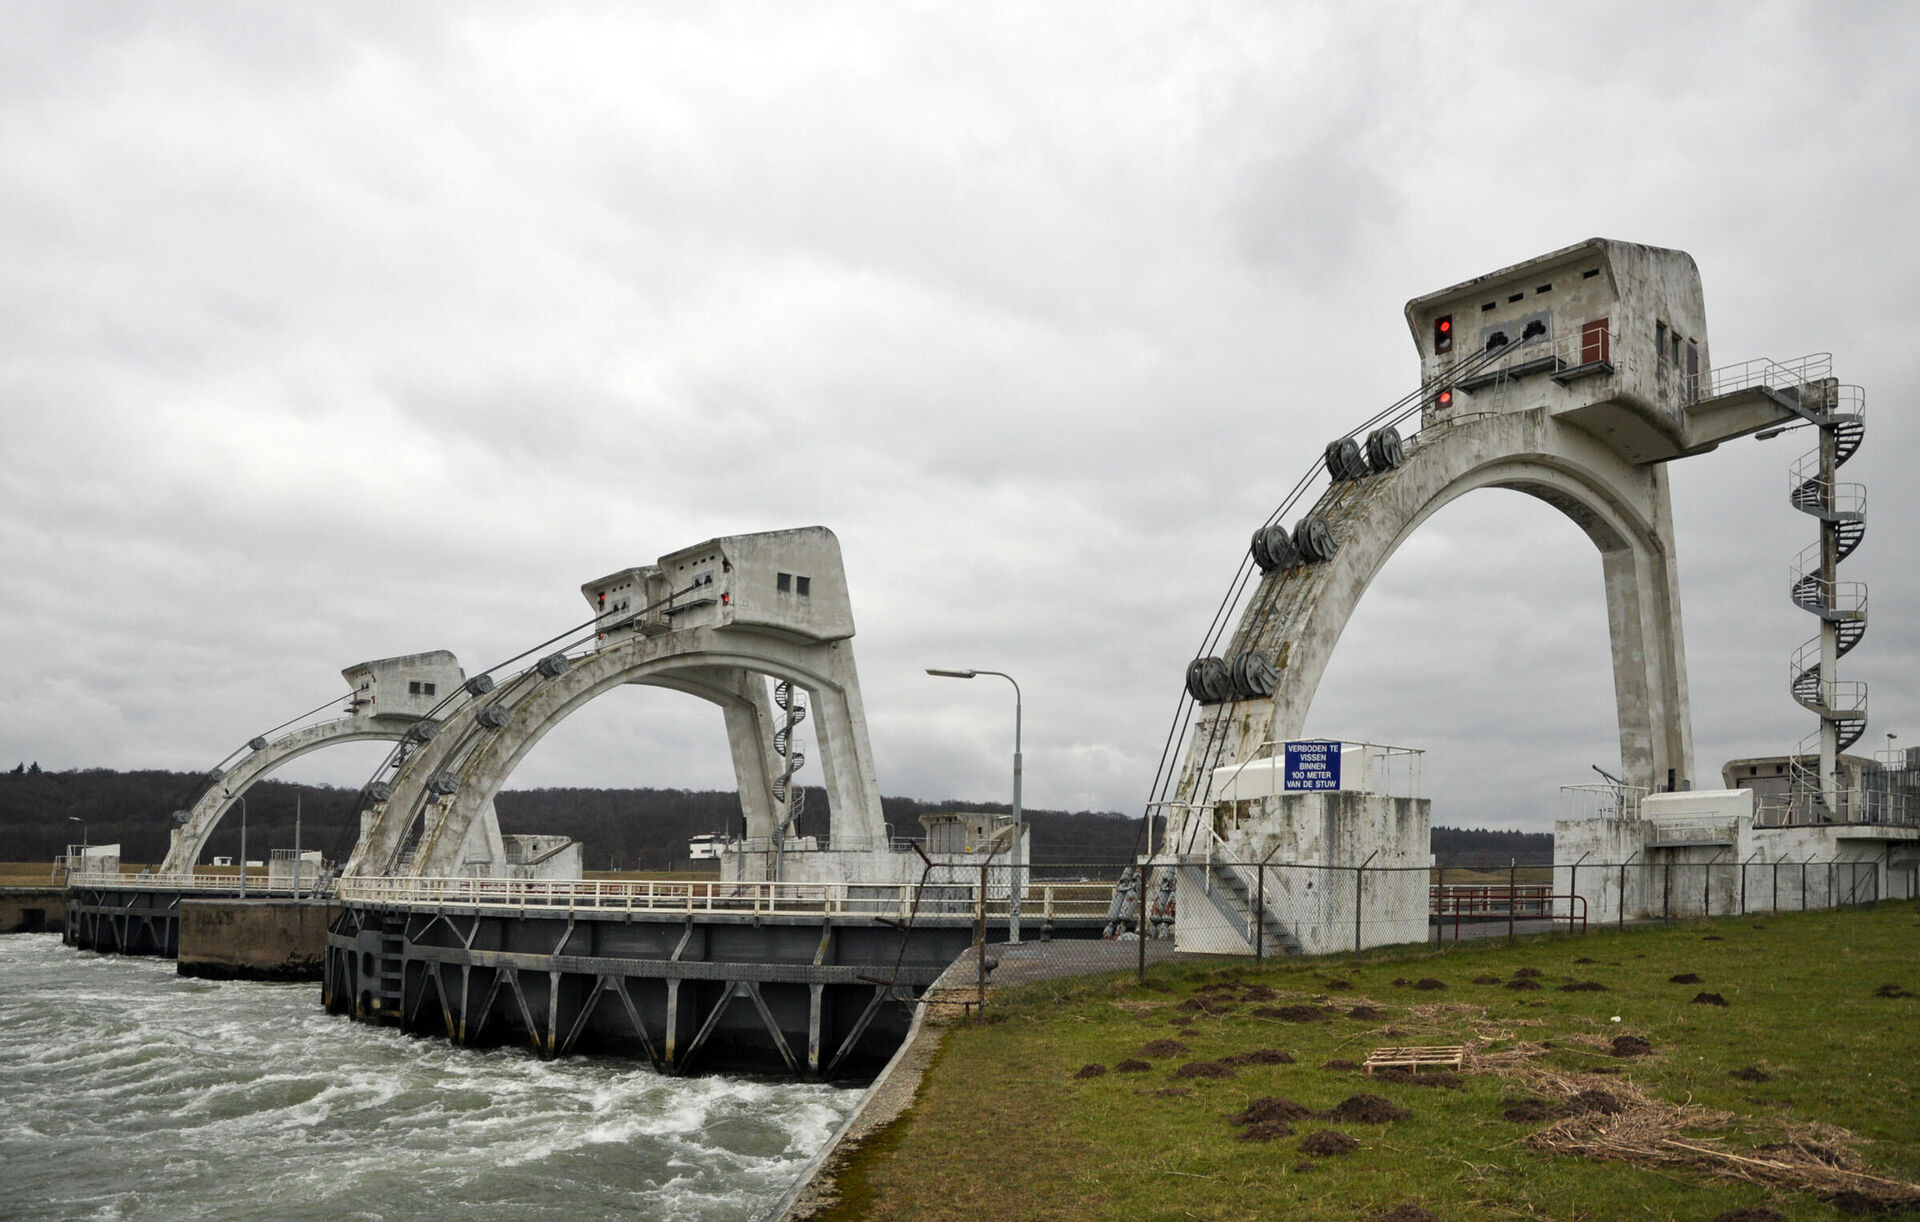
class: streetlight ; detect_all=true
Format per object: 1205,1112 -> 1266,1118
67,816 -> 86,875
927,667 -> 1024,943
226,792 -> 248,899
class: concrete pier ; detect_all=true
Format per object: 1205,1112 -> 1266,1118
1,886 -> 66,933
178,898 -> 335,981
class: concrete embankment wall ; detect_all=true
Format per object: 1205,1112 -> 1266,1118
0,887 -> 66,933
178,898 -> 336,981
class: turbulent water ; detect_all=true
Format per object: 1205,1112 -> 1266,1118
0,935 -> 858,1220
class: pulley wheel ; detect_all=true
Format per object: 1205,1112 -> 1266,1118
1295,514 -> 1338,562
1229,651 -> 1279,699
1249,523 -> 1298,572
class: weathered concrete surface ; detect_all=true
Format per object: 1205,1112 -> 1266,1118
0,887 -> 66,933
178,898 -> 336,981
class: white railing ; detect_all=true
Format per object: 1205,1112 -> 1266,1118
1212,740 -> 1424,802
1645,815 -> 1738,845
1561,782 -> 1648,821
1707,352 -> 1833,398
330,874 -> 1115,920
66,870 -> 326,895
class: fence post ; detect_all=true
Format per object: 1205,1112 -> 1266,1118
1801,860 -> 1809,912
1506,859 -> 1516,942
1704,861 -> 1712,917
1772,861 -> 1779,913
1256,864 -> 1265,961
1136,862 -> 1148,986
975,860 -> 988,1023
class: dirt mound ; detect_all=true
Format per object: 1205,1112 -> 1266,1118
1506,978 -> 1542,991
1172,1060 -> 1236,1079
1703,934 -> 1724,941
1072,1063 -> 1107,1079
1874,983 -> 1913,998
1370,1069 -> 1462,1089
1472,974 -> 1502,985
1322,1059 -> 1361,1071
1670,972 -> 1703,984
1371,1207 -> 1440,1222
1610,1035 -> 1653,1057
1512,966 -> 1543,978
1180,997 -> 1238,1014
1559,981 -> 1609,992
1710,1210 -> 1786,1222
1220,1048 -> 1295,1066
1500,1097 -> 1562,1122
1147,1087 -> 1190,1097
1323,977 -> 1354,991
1692,992 -> 1731,1007
1238,1118 -> 1294,1142
1412,978 -> 1447,991
1114,1059 -> 1152,1073
1324,1093 -> 1409,1122
1574,956 -> 1597,964
1138,1039 -> 1189,1058
1299,1130 -> 1360,1156
1565,1089 -> 1624,1116
1257,1004 -> 1331,1022
1346,1004 -> 1388,1020
1240,984 -> 1279,1001
1730,1065 -> 1773,1083
1230,1096 -> 1313,1126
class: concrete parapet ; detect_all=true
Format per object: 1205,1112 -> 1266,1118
0,887 -> 66,934
178,897 -> 336,981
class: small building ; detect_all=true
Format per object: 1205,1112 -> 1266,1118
341,651 -> 468,721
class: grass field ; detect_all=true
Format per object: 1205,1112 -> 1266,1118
818,902 -> 1920,1221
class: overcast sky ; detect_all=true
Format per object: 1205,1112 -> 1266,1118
3,2 -> 1915,838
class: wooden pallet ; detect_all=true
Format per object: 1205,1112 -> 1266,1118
1363,1045 -> 1465,1074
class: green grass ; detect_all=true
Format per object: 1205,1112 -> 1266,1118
818,902 -> 1920,1220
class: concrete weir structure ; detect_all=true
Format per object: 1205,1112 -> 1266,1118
328,527 -> 1073,1076
1157,238 -> 1831,954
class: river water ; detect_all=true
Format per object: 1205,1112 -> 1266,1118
0,935 -> 858,1220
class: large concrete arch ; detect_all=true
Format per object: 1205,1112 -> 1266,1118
1176,406 -> 1693,805
159,651 -> 467,873
345,528 -> 889,880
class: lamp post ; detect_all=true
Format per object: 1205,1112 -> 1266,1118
927,667 -> 1024,943
67,816 -> 86,875
227,792 -> 248,899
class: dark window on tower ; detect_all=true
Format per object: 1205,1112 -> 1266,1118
1656,321 -> 1669,365
777,572 -> 792,593
423,683 -> 436,697
409,681 -> 422,694
796,576 -> 811,597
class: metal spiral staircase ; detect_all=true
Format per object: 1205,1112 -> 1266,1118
770,680 -> 808,875
1782,381 -> 1869,803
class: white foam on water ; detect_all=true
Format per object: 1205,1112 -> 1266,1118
0,935 -> 862,1220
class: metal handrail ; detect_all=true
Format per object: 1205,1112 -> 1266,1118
1707,352 -> 1834,397
66,870 -> 330,895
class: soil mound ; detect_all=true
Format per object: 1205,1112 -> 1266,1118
1370,1069 -> 1462,1089
1506,978 -> 1542,991
1559,981 -> 1609,992
1299,1130 -> 1360,1156
1710,1210 -> 1785,1222
1500,1097 -> 1562,1123
1512,966 -> 1543,978
1669,972 -> 1703,984
1371,1207 -> 1440,1222
1609,1035 -> 1653,1057
1472,974 -> 1502,985
1324,1093 -> 1409,1123
1730,1065 -> 1773,1083
1138,1039 -> 1189,1058
1073,1063 -> 1107,1079
1565,1089 -> 1624,1116
1238,1118 -> 1293,1142
1346,1004 -> 1388,1020
1172,1060 -> 1236,1079
1230,1096 -> 1313,1126
1219,1048 -> 1295,1066
1114,1059 -> 1152,1073
1574,956 -> 1597,964
1692,992 -> 1731,1007
1323,978 -> 1354,991
1874,983 -> 1913,998
1258,1004 -> 1330,1022
1412,978 -> 1447,991
1240,984 -> 1279,1001
1703,934 -> 1724,941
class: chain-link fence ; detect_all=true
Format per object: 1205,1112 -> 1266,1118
907,856 -> 1900,1018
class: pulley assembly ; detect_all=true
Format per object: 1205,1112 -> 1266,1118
1294,514 -> 1338,562
1249,523 -> 1299,572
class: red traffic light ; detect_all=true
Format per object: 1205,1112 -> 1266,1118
1434,314 -> 1454,354
1436,387 -> 1454,409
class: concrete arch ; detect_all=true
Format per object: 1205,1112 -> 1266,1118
1178,406 -> 1693,805
159,718 -> 412,873
348,625 -> 886,879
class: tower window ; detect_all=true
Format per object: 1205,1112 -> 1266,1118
777,572 -> 791,593
409,681 -> 422,694
423,683 -> 436,697
796,576 -> 811,597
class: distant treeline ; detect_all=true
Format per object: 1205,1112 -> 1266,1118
0,768 -> 1550,868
